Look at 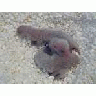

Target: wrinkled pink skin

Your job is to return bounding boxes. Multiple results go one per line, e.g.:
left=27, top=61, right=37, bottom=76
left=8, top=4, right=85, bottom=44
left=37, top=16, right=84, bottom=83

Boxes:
left=48, top=38, right=79, bottom=64
left=17, top=25, right=80, bottom=80
left=49, top=40, right=70, bottom=60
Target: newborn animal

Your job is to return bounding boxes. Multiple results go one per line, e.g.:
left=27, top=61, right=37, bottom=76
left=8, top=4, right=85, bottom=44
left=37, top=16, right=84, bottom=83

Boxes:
left=17, top=25, right=80, bottom=80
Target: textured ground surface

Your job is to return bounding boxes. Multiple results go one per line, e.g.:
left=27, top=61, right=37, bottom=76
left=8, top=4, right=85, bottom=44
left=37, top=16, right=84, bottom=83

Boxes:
left=0, top=12, right=96, bottom=84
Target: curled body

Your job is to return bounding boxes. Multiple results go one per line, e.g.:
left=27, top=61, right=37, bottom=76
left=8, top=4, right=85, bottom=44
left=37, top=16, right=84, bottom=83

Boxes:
left=17, top=25, right=80, bottom=80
